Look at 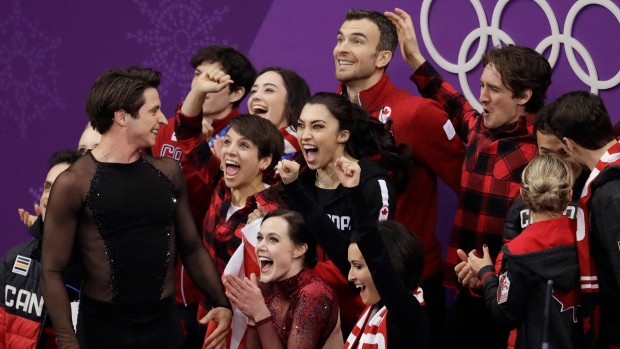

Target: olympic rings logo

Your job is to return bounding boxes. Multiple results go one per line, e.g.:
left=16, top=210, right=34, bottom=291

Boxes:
left=420, top=0, right=620, bottom=111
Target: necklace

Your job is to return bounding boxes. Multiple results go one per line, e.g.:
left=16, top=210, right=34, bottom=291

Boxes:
left=316, top=170, right=337, bottom=186
left=97, top=145, right=109, bottom=162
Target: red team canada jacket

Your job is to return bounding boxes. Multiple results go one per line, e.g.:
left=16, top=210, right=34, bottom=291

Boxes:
left=338, top=73, right=465, bottom=281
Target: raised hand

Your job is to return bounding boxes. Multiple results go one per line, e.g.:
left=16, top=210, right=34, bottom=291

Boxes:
left=277, top=160, right=300, bottom=184
left=455, top=249, right=482, bottom=290
left=224, top=273, right=270, bottom=323
left=182, top=68, right=234, bottom=117
left=384, top=8, right=426, bottom=71
left=192, top=67, right=234, bottom=95
left=211, top=135, right=224, bottom=161
left=467, top=245, right=493, bottom=275
left=247, top=203, right=268, bottom=224
left=334, top=157, right=361, bottom=188
left=18, top=204, right=40, bottom=226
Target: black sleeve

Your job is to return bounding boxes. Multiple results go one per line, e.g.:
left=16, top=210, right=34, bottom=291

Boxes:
left=40, top=171, right=82, bottom=347
left=283, top=179, right=351, bottom=277
left=172, top=163, right=231, bottom=309
left=361, top=175, right=396, bottom=221
left=348, top=186, right=430, bottom=348
left=590, top=180, right=620, bottom=289
left=29, top=214, right=44, bottom=240
left=503, top=195, right=529, bottom=242
left=478, top=256, right=531, bottom=329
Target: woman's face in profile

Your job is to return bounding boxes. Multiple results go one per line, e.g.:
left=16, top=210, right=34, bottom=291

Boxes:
left=347, top=243, right=380, bottom=305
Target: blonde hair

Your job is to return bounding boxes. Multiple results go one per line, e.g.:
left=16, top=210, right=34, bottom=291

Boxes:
left=521, top=154, right=574, bottom=216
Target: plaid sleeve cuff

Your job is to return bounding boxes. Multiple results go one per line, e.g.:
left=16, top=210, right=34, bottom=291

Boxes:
left=174, top=102, right=202, bottom=140
left=410, top=61, right=444, bottom=98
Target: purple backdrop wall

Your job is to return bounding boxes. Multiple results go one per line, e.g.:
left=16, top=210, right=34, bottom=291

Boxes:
left=2, top=0, right=619, bottom=257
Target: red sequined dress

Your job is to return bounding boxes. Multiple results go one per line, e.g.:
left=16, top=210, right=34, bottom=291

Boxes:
left=247, top=268, right=338, bottom=348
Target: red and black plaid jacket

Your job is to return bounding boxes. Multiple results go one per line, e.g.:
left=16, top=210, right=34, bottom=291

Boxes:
left=202, top=181, right=285, bottom=275
left=411, top=62, right=538, bottom=289
left=174, top=109, right=287, bottom=275
left=158, top=104, right=238, bottom=306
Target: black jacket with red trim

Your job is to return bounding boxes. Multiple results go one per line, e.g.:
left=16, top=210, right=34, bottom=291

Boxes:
left=588, top=165, right=620, bottom=347
left=1, top=216, right=81, bottom=348
left=478, top=216, right=583, bottom=349
left=504, top=169, right=589, bottom=243
left=287, top=157, right=395, bottom=335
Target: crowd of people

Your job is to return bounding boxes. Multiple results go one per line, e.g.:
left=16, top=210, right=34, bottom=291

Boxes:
left=2, top=6, right=619, bottom=349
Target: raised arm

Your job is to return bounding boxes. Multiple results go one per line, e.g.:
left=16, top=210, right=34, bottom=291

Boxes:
left=386, top=8, right=477, bottom=140
left=40, top=171, right=81, bottom=348
left=175, top=68, right=233, bottom=186
left=384, top=8, right=426, bottom=71
left=338, top=157, right=429, bottom=348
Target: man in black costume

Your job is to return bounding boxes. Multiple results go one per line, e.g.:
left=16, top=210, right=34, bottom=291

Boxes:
left=41, top=67, right=231, bottom=349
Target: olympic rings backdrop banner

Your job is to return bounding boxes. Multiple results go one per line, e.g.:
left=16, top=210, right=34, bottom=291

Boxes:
left=2, top=0, right=619, bottom=256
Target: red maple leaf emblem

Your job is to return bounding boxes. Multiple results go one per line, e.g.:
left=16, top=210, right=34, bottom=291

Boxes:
left=552, top=287, right=580, bottom=323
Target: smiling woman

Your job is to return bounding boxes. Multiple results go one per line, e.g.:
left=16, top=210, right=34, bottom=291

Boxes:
left=279, top=157, right=428, bottom=349
left=247, top=67, right=311, bottom=166
left=224, top=210, right=343, bottom=349
left=176, top=114, right=287, bottom=278
left=289, top=92, right=411, bottom=334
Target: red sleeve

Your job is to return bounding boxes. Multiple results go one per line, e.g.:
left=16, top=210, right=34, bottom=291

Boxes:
left=494, top=250, right=505, bottom=274
left=0, top=305, right=6, bottom=348
left=401, top=100, right=465, bottom=194
left=174, top=108, right=222, bottom=188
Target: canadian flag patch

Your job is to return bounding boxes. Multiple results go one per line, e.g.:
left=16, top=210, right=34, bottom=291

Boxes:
left=378, top=205, right=389, bottom=221
left=497, top=272, right=510, bottom=304
left=379, top=106, right=391, bottom=124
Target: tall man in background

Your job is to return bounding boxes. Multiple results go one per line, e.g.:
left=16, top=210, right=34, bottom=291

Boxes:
left=333, top=8, right=466, bottom=345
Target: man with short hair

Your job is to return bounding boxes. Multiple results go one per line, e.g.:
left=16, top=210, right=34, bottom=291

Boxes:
left=503, top=104, right=588, bottom=241
left=545, top=91, right=620, bottom=348
left=151, top=45, right=256, bottom=348
left=40, top=67, right=231, bottom=349
left=1, top=149, right=82, bottom=349
left=386, top=8, right=552, bottom=348
left=456, top=105, right=589, bottom=349
left=333, top=8, right=466, bottom=344
left=153, top=45, right=256, bottom=163
left=18, top=124, right=102, bottom=227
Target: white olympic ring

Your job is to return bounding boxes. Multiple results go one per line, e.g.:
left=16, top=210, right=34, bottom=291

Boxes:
left=421, top=0, right=620, bottom=111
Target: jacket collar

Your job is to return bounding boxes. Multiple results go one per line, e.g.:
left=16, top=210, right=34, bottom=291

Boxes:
left=337, top=73, right=395, bottom=112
